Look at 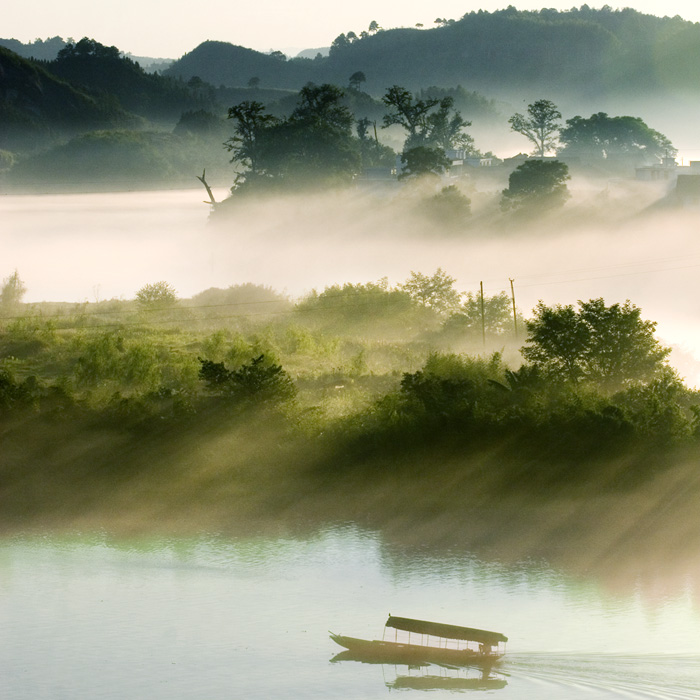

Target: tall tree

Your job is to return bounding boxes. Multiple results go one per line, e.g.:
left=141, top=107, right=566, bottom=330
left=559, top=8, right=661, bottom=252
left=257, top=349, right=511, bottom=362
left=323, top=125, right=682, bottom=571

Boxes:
left=508, top=99, right=562, bottom=156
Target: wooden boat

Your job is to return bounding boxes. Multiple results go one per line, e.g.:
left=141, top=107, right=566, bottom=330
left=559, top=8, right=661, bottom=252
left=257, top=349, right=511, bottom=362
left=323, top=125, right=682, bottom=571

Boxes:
left=330, top=615, right=508, bottom=666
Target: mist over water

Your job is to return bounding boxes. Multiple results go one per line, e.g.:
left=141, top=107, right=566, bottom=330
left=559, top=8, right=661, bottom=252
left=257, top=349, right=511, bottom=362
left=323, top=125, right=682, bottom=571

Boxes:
left=3, top=184, right=700, bottom=383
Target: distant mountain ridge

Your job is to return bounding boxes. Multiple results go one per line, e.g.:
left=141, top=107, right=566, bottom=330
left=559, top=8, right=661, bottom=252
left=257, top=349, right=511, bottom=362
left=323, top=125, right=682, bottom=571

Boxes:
left=163, top=7, right=700, bottom=100
left=0, top=36, right=173, bottom=72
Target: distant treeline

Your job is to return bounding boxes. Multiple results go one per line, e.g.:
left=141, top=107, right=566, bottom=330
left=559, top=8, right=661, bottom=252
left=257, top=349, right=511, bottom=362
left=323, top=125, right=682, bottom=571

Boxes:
left=164, top=7, right=700, bottom=97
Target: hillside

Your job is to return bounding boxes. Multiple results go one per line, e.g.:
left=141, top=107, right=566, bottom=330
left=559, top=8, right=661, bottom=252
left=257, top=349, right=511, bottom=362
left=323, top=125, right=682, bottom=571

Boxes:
left=164, top=7, right=700, bottom=100
left=43, top=38, right=218, bottom=121
left=164, top=40, right=318, bottom=90
left=0, top=46, right=139, bottom=151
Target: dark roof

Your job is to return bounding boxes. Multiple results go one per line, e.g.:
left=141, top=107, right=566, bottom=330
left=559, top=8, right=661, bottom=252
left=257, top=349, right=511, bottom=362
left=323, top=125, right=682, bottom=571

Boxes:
left=386, top=615, right=508, bottom=645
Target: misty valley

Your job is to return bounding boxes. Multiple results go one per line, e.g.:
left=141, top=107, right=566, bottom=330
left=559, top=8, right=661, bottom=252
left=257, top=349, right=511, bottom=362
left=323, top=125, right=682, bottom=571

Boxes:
left=2, top=6, right=700, bottom=698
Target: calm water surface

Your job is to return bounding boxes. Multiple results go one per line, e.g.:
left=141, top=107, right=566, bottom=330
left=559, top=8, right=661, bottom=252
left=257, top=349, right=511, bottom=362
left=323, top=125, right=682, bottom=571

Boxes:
left=1, top=526, right=698, bottom=699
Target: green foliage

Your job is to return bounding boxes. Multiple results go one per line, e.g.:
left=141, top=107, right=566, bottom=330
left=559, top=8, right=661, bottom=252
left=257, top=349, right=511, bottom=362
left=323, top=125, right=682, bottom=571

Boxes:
left=296, top=281, right=415, bottom=328
left=501, top=159, right=570, bottom=212
left=417, top=86, right=498, bottom=121
left=49, top=37, right=217, bottom=120
left=423, top=185, right=471, bottom=225
left=443, top=291, right=519, bottom=339
left=559, top=112, right=676, bottom=165
left=522, top=298, right=671, bottom=390
left=508, top=99, right=562, bottom=157
left=226, top=84, right=361, bottom=191
left=225, top=100, right=279, bottom=176
left=162, top=9, right=700, bottom=101
left=399, top=146, right=450, bottom=180
left=399, top=269, right=461, bottom=315
left=348, top=71, right=367, bottom=90
left=174, top=110, right=227, bottom=137
left=9, top=130, right=180, bottom=184
left=0, top=367, right=39, bottom=413
left=0, top=150, right=16, bottom=170
left=135, top=282, right=178, bottom=309
left=1, top=270, right=27, bottom=309
left=382, top=86, right=440, bottom=146
left=198, top=354, right=296, bottom=404
left=0, top=45, right=137, bottom=152
left=382, top=86, right=472, bottom=154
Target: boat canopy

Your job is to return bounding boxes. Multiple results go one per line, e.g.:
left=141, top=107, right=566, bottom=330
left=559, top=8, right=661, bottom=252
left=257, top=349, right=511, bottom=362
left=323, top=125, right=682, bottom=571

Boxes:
left=386, top=616, right=508, bottom=645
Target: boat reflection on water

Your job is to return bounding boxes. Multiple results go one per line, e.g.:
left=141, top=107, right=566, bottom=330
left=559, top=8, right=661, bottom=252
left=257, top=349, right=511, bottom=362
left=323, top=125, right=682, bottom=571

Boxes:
left=331, top=650, right=508, bottom=691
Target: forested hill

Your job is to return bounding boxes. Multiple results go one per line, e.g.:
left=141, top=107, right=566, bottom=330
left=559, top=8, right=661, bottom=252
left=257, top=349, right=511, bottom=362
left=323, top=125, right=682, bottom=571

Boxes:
left=164, top=7, right=700, bottom=98
left=0, top=46, right=139, bottom=150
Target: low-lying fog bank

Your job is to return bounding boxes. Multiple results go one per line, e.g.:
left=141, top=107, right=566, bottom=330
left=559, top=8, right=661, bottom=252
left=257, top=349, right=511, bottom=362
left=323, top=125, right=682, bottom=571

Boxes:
left=3, top=183, right=700, bottom=382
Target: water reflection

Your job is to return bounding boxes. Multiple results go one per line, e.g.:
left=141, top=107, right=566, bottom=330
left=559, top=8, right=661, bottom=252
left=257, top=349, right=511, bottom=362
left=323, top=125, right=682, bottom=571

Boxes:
left=331, top=652, right=509, bottom=692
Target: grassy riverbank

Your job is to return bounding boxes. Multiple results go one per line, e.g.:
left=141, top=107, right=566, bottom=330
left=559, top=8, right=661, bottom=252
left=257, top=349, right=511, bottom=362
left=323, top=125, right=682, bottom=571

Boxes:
left=2, top=284, right=700, bottom=595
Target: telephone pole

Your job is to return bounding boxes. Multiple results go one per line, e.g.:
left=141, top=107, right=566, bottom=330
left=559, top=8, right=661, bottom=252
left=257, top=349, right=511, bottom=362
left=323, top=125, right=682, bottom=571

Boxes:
left=480, top=281, right=486, bottom=347
left=509, top=278, right=518, bottom=339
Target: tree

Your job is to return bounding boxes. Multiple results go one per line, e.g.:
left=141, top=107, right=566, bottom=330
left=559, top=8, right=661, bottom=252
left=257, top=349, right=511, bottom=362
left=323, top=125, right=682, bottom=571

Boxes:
left=508, top=99, right=562, bottom=156
left=290, top=83, right=354, bottom=132
left=382, top=85, right=440, bottom=148
left=368, top=20, right=380, bottom=33
left=399, top=146, right=450, bottom=180
left=1, top=270, right=27, bottom=308
left=198, top=355, right=296, bottom=404
left=383, top=86, right=473, bottom=158
left=522, top=298, right=670, bottom=390
left=425, top=97, right=474, bottom=152
left=247, top=76, right=260, bottom=89
left=501, top=159, right=570, bottom=212
left=399, top=268, right=461, bottom=315
left=225, top=100, right=278, bottom=178
left=424, top=185, right=471, bottom=225
left=348, top=71, right=366, bottom=91
left=225, top=84, right=360, bottom=190
left=559, top=112, right=675, bottom=164
left=135, top=281, right=178, bottom=308
left=444, top=291, right=519, bottom=337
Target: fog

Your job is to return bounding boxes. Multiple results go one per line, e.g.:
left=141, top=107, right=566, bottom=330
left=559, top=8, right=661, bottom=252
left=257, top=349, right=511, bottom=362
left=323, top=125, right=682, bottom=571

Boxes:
left=3, top=179, right=700, bottom=383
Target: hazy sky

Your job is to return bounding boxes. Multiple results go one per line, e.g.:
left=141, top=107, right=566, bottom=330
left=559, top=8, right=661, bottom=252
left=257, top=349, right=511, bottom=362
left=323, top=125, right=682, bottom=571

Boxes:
left=4, top=2, right=700, bottom=58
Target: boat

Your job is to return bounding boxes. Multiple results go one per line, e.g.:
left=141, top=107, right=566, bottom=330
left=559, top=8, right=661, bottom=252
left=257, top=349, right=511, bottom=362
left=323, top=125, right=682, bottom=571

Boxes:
left=329, top=615, right=508, bottom=666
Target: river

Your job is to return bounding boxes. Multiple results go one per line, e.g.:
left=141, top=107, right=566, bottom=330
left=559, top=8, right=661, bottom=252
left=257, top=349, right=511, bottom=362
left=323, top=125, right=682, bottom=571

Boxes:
left=1, top=526, right=698, bottom=699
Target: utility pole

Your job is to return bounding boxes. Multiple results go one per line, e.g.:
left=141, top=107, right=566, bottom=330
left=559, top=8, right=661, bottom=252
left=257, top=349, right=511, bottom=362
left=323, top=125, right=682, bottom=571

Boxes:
left=509, top=278, right=518, bottom=339
left=480, top=281, right=486, bottom=347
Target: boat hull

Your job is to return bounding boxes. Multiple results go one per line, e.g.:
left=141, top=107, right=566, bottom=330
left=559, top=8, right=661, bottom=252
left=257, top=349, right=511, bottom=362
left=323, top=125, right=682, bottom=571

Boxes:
left=329, top=633, right=502, bottom=666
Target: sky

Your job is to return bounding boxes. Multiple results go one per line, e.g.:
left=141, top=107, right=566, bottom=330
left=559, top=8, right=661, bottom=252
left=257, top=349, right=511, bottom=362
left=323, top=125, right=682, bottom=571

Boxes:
left=3, top=1, right=700, bottom=58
